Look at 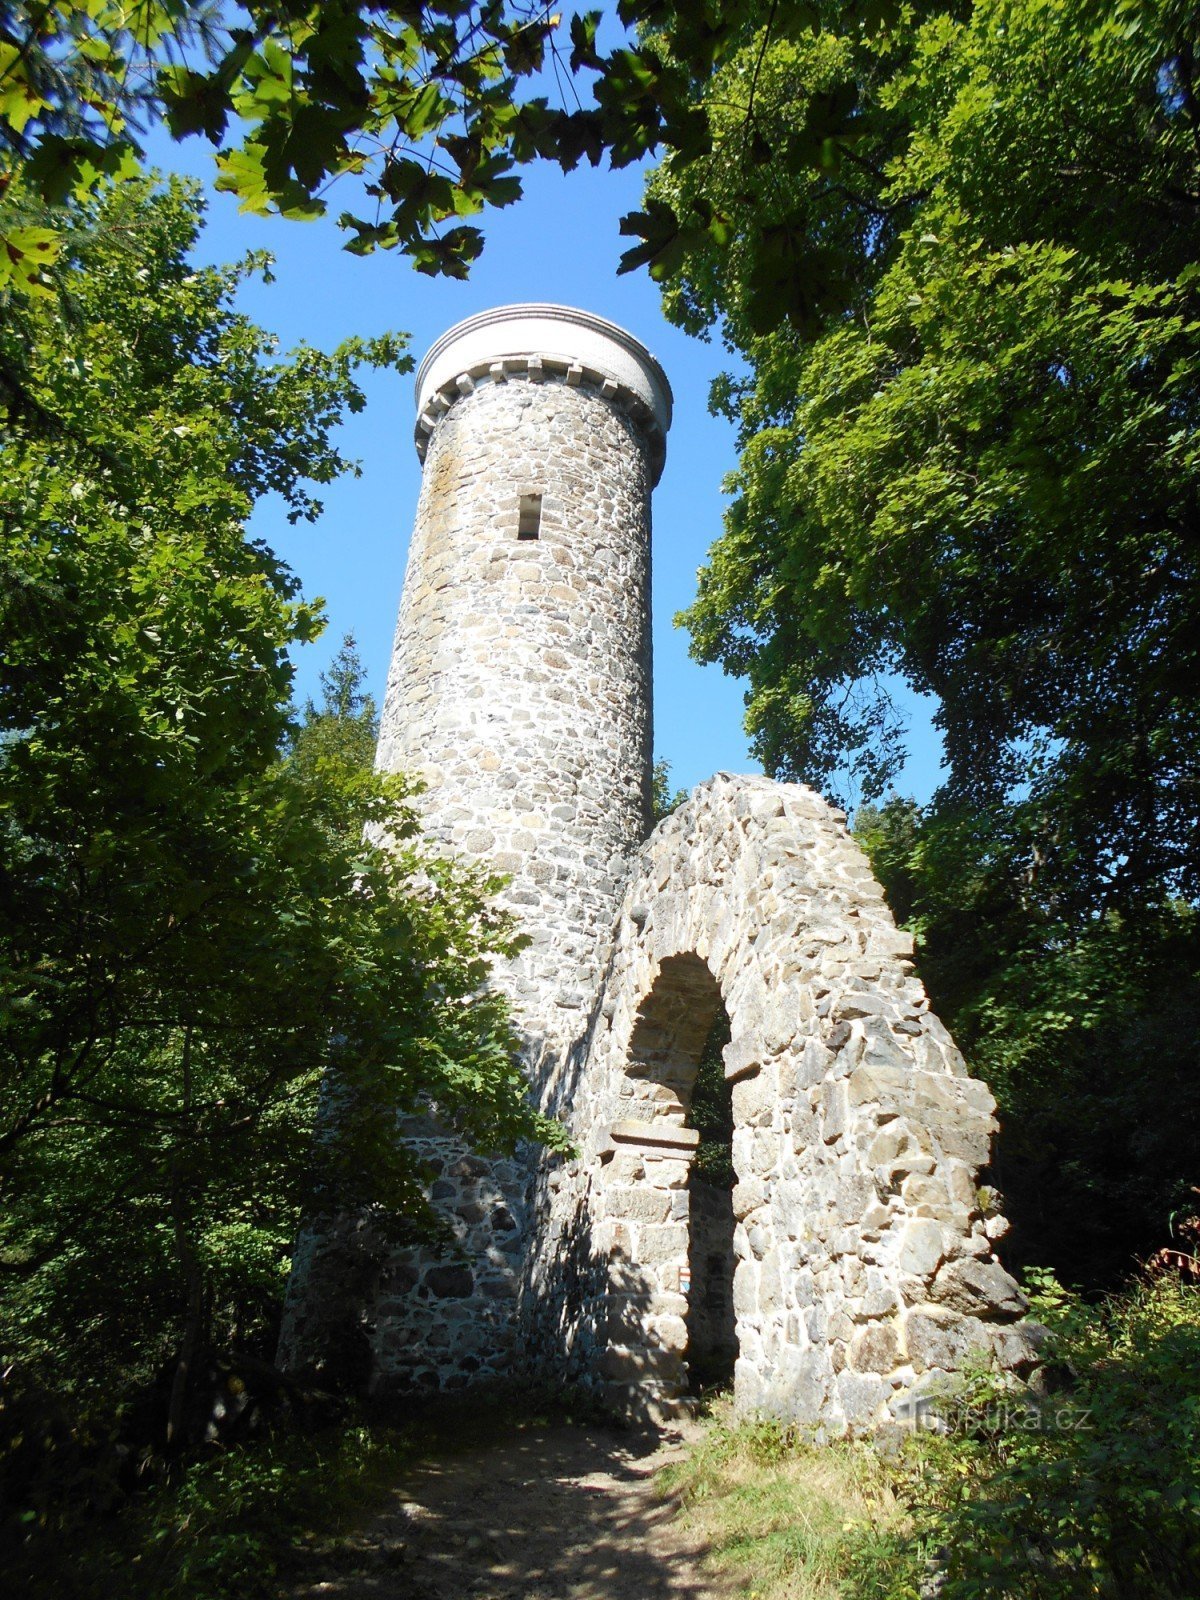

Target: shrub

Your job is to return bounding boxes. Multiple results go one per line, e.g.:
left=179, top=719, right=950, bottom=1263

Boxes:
left=869, top=1273, right=1200, bottom=1600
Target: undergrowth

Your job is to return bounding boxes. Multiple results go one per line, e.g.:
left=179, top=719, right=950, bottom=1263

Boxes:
left=8, top=1414, right=413, bottom=1600
left=667, top=1274, right=1200, bottom=1600
left=660, top=1403, right=912, bottom=1600
left=887, top=1273, right=1200, bottom=1600
left=6, top=1379, right=620, bottom=1600
left=9, top=1277, right=1200, bottom=1599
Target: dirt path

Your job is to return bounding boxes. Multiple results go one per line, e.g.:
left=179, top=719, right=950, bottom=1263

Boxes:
left=286, top=1421, right=735, bottom=1600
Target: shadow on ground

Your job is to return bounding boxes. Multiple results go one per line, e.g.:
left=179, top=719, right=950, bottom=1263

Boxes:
left=285, top=1420, right=728, bottom=1600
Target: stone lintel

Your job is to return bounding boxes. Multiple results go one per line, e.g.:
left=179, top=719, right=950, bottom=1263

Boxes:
left=610, top=1119, right=700, bottom=1153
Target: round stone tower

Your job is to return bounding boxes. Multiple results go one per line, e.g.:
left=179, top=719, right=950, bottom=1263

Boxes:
left=376, top=304, right=673, bottom=1045
left=285, top=310, right=1035, bottom=1420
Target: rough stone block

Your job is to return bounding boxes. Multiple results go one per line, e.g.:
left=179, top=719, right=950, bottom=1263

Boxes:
left=898, top=1219, right=946, bottom=1280
left=723, top=1032, right=766, bottom=1081
left=733, top=1178, right=768, bottom=1221
left=930, top=1258, right=1028, bottom=1319
left=868, top=1120, right=934, bottom=1170
left=635, top=1223, right=689, bottom=1265
left=731, top=1068, right=776, bottom=1128
left=849, top=1322, right=900, bottom=1374
left=860, top=1018, right=914, bottom=1071
left=611, top=1119, right=700, bottom=1152
left=904, top=1306, right=995, bottom=1373
left=425, top=1265, right=475, bottom=1298
left=748, top=1128, right=781, bottom=1176
left=764, top=1345, right=830, bottom=1425
left=835, top=1175, right=874, bottom=1225
left=733, top=1259, right=759, bottom=1317
left=868, top=926, right=915, bottom=960
left=821, top=1080, right=847, bottom=1144
left=604, top=1186, right=673, bottom=1226
left=933, top=1114, right=996, bottom=1167
left=900, top=1174, right=950, bottom=1215
left=847, top=1061, right=911, bottom=1110
left=599, top=1344, right=678, bottom=1381
left=648, top=1314, right=689, bottom=1352
left=837, top=1369, right=891, bottom=1427
left=782, top=1038, right=834, bottom=1096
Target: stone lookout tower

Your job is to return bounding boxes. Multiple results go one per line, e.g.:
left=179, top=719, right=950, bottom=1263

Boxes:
left=376, top=304, right=672, bottom=1037
left=283, top=304, right=1039, bottom=1430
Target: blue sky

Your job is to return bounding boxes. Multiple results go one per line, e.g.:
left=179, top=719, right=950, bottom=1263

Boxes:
left=147, top=129, right=946, bottom=807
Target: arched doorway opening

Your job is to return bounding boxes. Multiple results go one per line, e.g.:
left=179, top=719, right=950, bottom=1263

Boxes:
left=622, top=954, right=738, bottom=1397
left=686, top=1009, right=737, bottom=1390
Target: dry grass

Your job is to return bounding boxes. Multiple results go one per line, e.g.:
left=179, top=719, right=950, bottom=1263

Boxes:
left=660, top=1399, right=910, bottom=1600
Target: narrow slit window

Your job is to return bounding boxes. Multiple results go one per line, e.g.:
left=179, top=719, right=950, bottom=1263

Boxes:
left=517, top=492, right=542, bottom=541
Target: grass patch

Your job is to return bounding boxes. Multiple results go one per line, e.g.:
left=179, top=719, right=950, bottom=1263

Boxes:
left=666, top=1276, right=1200, bottom=1600
left=661, top=1400, right=914, bottom=1600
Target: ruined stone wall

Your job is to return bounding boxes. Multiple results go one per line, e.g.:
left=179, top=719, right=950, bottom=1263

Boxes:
left=521, top=774, right=1037, bottom=1433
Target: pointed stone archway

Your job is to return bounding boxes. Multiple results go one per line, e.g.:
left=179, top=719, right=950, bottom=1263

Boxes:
left=523, top=774, right=1038, bottom=1432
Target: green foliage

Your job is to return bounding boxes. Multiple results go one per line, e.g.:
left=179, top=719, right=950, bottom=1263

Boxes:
left=650, top=756, right=688, bottom=823
left=690, top=1009, right=734, bottom=1187
left=666, top=1279, right=1200, bottom=1600
left=0, top=178, right=564, bottom=1438
left=664, top=0, right=1200, bottom=912
left=285, top=633, right=381, bottom=845
left=8, top=1412, right=414, bottom=1600
left=0, top=0, right=707, bottom=284
left=646, top=0, right=1200, bottom=1281
left=0, top=0, right=559, bottom=281
left=300, top=634, right=379, bottom=743
left=0, top=3, right=923, bottom=288
left=860, top=1274, right=1200, bottom=1600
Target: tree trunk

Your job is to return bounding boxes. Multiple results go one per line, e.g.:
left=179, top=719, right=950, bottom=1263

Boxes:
left=166, top=1023, right=203, bottom=1449
left=166, top=1252, right=204, bottom=1448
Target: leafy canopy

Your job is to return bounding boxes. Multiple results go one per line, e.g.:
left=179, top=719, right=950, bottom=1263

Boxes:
left=660, top=0, right=1200, bottom=923
left=0, top=2, right=914, bottom=293
left=0, top=0, right=708, bottom=291
left=0, top=178, right=564, bottom=1407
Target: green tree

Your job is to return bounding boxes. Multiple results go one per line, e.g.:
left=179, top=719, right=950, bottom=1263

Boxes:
left=0, top=0, right=722, bottom=292
left=0, top=177, right=561, bottom=1427
left=286, top=633, right=381, bottom=840
left=643, top=0, right=1200, bottom=1276
left=666, top=0, right=1200, bottom=918
left=650, top=756, right=688, bottom=824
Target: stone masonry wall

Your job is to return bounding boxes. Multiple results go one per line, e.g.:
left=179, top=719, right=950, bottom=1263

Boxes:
left=521, top=774, right=1038, bottom=1433
left=376, top=372, right=654, bottom=1036
left=280, top=310, right=1038, bottom=1429
left=354, top=366, right=659, bottom=1391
